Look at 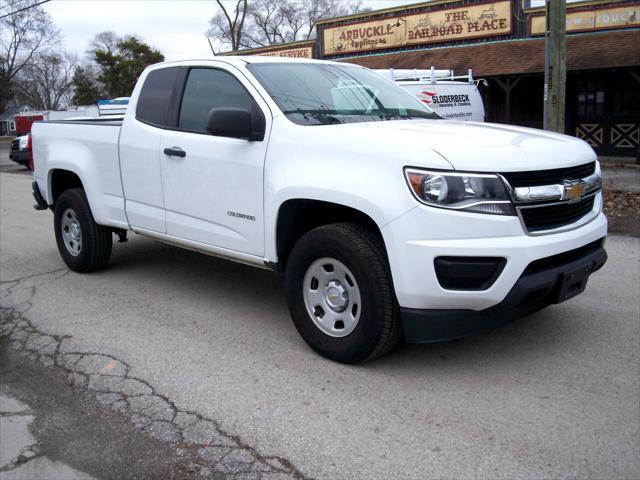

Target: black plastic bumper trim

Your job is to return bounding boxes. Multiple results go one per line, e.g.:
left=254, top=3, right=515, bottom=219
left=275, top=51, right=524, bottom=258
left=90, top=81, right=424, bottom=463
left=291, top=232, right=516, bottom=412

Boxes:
left=32, top=181, right=48, bottom=211
left=401, top=240, right=607, bottom=343
left=434, top=256, right=506, bottom=291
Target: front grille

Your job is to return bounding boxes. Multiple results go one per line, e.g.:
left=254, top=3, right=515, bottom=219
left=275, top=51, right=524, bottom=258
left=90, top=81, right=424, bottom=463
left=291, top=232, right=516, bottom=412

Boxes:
left=519, top=195, right=596, bottom=232
left=501, top=162, right=596, bottom=188
left=10, top=139, right=19, bottom=152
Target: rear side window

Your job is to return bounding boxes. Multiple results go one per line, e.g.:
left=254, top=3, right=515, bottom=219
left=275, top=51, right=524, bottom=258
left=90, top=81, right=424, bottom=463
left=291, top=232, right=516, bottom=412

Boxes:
left=178, top=68, right=254, bottom=132
left=136, top=67, right=179, bottom=126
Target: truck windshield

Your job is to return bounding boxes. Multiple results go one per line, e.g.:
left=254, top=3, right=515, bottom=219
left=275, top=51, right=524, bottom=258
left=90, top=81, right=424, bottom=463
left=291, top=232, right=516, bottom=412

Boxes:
left=247, top=63, right=440, bottom=126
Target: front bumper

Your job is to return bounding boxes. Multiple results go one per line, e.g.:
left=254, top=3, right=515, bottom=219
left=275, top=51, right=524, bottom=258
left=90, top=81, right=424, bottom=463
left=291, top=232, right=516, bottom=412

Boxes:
left=382, top=194, right=607, bottom=311
left=401, top=238, right=607, bottom=342
left=9, top=150, right=29, bottom=165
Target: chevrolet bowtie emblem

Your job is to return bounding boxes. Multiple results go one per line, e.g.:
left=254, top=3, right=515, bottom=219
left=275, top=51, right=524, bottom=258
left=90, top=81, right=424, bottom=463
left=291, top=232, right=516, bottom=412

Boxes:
left=562, top=180, right=587, bottom=201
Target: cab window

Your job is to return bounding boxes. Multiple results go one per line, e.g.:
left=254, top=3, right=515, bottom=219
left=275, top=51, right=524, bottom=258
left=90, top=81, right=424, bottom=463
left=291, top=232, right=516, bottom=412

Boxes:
left=178, top=68, right=254, bottom=132
left=136, top=67, right=179, bottom=126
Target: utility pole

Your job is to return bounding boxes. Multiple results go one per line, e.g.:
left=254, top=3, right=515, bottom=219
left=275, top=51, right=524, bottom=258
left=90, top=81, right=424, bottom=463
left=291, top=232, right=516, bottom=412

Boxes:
left=543, top=0, right=567, bottom=133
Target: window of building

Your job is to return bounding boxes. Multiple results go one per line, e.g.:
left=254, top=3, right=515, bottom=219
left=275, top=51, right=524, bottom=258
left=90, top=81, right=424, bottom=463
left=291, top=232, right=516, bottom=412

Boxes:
left=178, top=68, right=254, bottom=132
left=611, top=76, right=640, bottom=118
left=577, top=80, right=605, bottom=117
left=9, top=121, right=15, bottom=131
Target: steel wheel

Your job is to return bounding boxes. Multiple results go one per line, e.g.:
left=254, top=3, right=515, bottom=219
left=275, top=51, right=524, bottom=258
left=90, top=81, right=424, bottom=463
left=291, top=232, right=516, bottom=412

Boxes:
left=302, top=257, right=362, bottom=338
left=60, top=208, right=82, bottom=256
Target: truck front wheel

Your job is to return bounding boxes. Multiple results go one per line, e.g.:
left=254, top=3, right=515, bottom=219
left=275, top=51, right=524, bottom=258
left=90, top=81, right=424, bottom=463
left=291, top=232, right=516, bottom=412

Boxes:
left=285, top=223, right=401, bottom=363
left=54, top=188, right=112, bottom=273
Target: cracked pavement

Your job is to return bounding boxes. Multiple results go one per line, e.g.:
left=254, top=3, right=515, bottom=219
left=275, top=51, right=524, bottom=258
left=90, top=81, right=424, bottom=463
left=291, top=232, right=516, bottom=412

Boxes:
left=1, top=165, right=639, bottom=479
left=1, top=273, right=305, bottom=480
left=0, top=393, right=95, bottom=480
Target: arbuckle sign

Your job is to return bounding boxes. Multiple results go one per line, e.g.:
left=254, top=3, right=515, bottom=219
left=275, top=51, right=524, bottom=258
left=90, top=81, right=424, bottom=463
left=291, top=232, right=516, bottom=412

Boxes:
left=530, top=5, right=640, bottom=35
left=322, top=1, right=512, bottom=56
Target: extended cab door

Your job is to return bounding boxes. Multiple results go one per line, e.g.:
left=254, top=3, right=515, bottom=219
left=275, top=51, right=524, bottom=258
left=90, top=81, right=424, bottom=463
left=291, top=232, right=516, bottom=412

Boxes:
left=119, top=66, right=180, bottom=233
left=159, top=65, right=270, bottom=257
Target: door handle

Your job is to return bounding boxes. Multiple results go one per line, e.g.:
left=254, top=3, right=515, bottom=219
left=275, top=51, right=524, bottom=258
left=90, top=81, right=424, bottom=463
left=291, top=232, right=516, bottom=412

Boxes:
left=164, top=146, right=186, bottom=158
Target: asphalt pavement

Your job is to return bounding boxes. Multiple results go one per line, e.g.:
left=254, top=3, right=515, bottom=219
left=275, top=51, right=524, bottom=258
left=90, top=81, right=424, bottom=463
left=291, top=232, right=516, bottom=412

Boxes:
left=0, top=391, right=96, bottom=480
left=0, top=164, right=639, bottom=479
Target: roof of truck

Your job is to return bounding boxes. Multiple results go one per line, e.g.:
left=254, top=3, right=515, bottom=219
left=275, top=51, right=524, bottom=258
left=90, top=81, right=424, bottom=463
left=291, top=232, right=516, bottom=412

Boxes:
left=150, top=56, right=348, bottom=69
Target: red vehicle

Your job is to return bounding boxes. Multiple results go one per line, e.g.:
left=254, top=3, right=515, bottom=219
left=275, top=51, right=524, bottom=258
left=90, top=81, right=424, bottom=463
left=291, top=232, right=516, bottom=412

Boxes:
left=15, top=114, right=43, bottom=136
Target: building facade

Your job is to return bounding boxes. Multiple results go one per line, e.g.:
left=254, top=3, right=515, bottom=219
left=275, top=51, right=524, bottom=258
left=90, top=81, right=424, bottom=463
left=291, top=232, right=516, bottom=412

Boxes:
left=0, top=105, right=31, bottom=136
left=228, top=0, right=640, bottom=158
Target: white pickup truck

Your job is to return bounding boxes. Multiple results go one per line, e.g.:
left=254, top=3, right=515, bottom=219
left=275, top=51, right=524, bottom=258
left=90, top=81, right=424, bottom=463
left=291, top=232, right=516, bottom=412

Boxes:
left=31, top=57, right=607, bottom=363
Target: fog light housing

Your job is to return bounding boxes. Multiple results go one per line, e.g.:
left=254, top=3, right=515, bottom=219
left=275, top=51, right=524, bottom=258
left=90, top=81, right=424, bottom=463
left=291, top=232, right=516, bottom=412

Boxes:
left=434, top=257, right=507, bottom=291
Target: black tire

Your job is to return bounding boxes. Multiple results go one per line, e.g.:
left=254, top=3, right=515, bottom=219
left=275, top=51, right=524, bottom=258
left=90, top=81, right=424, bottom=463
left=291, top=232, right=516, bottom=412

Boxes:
left=285, top=223, right=401, bottom=364
left=54, top=188, right=112, bottom=273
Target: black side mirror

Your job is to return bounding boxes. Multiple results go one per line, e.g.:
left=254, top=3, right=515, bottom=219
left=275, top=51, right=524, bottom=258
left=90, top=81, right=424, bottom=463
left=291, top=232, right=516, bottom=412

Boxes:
left=206, top=106, right=265, bottom=141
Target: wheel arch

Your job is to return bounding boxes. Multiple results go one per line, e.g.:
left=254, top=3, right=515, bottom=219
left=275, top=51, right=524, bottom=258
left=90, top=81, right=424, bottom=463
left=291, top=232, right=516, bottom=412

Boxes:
left=45, top=162, right=128, bottom=229
left=273, top=198, right=389, bottom=270
left=49, top=168, right=84, bottom=207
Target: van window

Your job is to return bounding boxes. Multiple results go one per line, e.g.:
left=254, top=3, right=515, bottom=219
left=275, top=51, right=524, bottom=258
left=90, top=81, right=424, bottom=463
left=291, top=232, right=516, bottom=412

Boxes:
left=136, top=67, right=179, bottom=126
left=179, top=68, right=254, bottom=132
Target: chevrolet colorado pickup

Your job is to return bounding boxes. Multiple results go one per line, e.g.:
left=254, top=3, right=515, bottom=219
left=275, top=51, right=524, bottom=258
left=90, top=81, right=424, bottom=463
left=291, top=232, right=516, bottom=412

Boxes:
left=31, top=57, right=607, bottom=363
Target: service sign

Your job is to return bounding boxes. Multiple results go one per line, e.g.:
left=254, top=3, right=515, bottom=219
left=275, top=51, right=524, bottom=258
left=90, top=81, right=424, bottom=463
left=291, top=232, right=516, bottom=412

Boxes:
left=255, top=46, right=313, bottom=58
left=531, top=5, right=640, bottom=35
left=323, top=1, right=511, bottom=56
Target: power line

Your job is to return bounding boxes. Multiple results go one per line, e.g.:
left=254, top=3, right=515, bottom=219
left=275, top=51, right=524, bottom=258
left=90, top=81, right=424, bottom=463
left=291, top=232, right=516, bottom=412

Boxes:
left=0, top=0, right=51, bottom=19
left=0, top=0, right=20, bottom=12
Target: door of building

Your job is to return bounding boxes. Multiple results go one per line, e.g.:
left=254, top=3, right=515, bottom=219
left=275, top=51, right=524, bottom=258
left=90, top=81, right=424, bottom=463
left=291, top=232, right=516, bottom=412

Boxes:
left=569, top=70, right=640, bottom=158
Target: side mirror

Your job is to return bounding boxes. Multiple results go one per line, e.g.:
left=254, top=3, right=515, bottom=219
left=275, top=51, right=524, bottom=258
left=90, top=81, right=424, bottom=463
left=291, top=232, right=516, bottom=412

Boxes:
left=206, top=106, right=265, bottom=141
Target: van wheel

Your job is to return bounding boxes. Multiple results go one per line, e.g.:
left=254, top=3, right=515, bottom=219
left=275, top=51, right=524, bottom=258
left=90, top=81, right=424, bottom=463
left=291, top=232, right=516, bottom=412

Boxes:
left=285, top=223, right=401, bottom=364
left=54, top=188, right=112, bottom=273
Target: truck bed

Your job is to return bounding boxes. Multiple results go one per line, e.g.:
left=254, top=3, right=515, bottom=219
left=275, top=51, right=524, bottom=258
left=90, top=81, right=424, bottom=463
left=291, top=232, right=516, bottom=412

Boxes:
left=31, top=118, right=128, bottom=229
left=43, top=118, right=124, bottom=127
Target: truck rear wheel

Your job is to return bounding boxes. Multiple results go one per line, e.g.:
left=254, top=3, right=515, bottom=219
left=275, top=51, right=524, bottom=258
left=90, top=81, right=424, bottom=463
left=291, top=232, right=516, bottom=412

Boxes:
left=285, top=223, right=401, bottom=364
left=54, top=188, right=112, bottom=273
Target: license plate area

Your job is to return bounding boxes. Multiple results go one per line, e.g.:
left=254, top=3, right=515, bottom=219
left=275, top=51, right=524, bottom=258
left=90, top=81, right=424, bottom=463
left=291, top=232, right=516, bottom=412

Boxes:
left=556, top=262, right=593, bottom=303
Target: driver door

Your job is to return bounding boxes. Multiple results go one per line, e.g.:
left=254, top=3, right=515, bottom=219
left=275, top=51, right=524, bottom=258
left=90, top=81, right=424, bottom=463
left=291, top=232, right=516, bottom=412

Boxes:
left=159, top=66, right=270, bottom=257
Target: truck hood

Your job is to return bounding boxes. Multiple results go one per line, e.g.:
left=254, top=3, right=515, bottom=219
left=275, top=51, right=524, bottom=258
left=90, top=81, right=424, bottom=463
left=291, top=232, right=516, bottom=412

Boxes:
left=341, top=119, right=596, bottom=172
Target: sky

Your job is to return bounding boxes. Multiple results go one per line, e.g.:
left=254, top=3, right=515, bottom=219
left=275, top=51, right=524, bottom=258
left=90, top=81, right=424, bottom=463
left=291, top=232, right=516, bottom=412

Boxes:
left=33, top=0, right=573, bottom=61
left=37, top=0, right=427, bottom=61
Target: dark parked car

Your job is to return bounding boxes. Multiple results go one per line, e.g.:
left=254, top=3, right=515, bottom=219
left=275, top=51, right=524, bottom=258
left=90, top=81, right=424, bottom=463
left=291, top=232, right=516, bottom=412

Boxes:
left=9, top=134, right=31, bottom=168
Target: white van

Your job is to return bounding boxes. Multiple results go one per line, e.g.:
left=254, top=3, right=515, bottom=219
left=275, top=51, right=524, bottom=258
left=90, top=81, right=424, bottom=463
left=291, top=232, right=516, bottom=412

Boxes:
left=375, top=68, right=485, bottom=122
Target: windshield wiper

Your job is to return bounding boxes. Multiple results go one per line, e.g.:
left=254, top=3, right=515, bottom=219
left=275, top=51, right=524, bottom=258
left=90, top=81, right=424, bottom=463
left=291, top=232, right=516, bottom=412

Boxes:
left=283, top=109, right=342, bottom=125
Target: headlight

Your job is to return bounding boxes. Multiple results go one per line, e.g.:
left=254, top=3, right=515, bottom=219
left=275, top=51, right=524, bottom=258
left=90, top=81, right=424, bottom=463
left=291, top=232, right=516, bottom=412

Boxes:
left=19, top=135, right=29, bottom=149
left=404, top=168, right=515, bottom=215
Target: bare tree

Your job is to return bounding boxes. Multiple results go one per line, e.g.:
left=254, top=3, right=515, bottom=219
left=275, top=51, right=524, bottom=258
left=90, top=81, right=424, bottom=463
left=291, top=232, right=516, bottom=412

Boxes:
left=296, top=0, right=368, bottom=41
left=208, top=0, right=249, bottom=51
left=90, top=31, right=119, bottom=56
left=245, top=0, right=287, bottom=47
left=0, top=0, right=60, bottom=110
left=207, top=0, right=367, bottom=51
left=15, top=51, right=77, bottom=110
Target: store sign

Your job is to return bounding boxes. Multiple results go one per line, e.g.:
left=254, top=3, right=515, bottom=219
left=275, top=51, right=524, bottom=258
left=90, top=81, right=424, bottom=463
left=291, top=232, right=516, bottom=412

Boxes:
left=323, top=1, right=511, bottom=55
left=255, top=46, right=313, bottom=58
left=531, top=5, right=640, bottom=35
